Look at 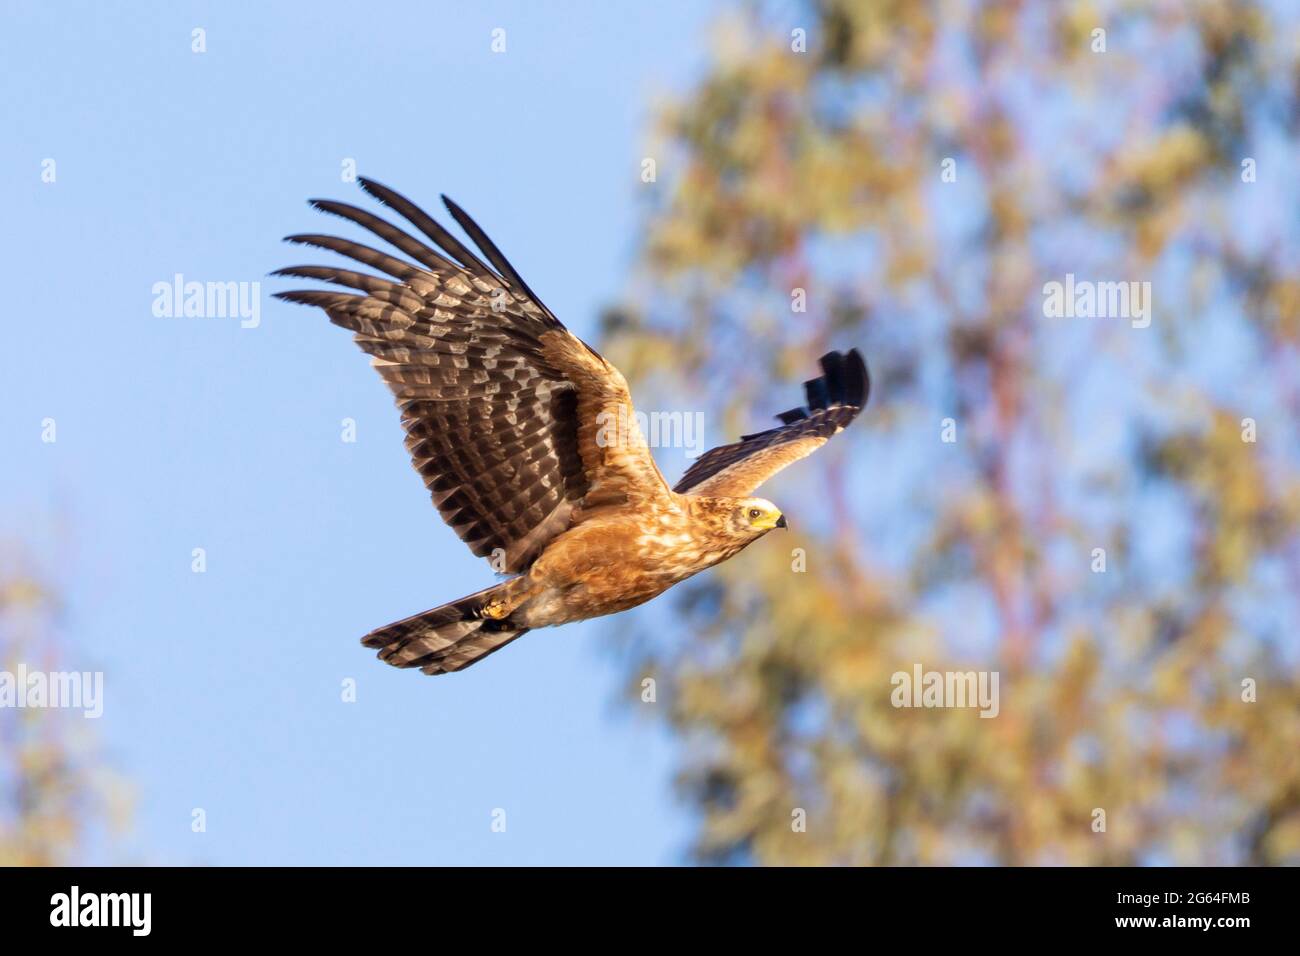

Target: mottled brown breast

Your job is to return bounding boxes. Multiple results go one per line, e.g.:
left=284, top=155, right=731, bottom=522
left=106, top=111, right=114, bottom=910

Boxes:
left=518, top=500, right=743, bottom=625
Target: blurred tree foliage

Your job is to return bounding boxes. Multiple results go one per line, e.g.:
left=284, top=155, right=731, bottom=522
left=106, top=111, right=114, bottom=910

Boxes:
left=0, top=557, right=126, bottom=864
left=605, top=0, right=1300, bottom=864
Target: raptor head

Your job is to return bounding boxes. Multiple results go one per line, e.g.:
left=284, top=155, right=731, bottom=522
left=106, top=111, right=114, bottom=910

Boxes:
left=728, top=497, right=787, bottom=536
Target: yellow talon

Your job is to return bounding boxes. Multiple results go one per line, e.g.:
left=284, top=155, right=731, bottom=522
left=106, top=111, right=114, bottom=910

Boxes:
left=481, top=600, right=510, bottom=620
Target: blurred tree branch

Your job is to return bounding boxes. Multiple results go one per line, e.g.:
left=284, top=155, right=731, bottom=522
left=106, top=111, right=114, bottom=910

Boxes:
left=0, top=552, right=128, bottom=865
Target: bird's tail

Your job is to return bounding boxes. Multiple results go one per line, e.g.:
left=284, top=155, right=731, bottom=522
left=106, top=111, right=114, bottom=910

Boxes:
left=361, top=580, right=531, bottom=675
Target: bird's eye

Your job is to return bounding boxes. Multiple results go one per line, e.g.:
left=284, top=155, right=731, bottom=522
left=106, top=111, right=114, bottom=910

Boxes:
left=748, top=508, right=762, bottom=520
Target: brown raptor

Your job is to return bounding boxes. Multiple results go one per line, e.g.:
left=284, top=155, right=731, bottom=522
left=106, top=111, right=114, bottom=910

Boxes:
left=275, top=180, right=869, bottom=674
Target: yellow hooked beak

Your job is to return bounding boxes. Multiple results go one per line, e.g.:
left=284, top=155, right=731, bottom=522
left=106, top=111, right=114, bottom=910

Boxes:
left=753, top=511, right=788, bottom=532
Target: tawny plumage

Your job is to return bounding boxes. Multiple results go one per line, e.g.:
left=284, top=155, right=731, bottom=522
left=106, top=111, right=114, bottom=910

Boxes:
left=274, top=180, right=869, bottom=675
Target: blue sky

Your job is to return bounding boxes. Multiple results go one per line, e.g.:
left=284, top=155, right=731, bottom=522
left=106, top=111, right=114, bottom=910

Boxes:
left=1, top=0, right=720, bottom=865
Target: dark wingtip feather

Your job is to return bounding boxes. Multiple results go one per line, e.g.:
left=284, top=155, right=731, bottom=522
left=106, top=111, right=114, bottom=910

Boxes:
left=273, top=289, right=340, bottom=304
left=356, top=177, right=410, bottom=213
left=844, top=347, right=870, bottom=409
left=815, top=348, right=870, bottom=409
left=777, top=348, right=870, bottom=425
left=272, top=290, right=314, bottom=305
left=804, top=376, right=830, bottom=410
left=355, top=176, right=410, bottom=214
left=306, top=198, right=360, bottom=222
left=440, top=193, right=464, bottom=218
left=356, top=177, right=402, bottom=213
left=818, top=349, right=846, bottom=377
left=356, top=179, right=495, bottom=277
left=440, top=194, right=557, bottom=322
left=306, top=198, right=345, bottom=217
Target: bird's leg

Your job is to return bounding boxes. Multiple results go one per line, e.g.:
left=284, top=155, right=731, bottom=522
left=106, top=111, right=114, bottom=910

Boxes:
left=481, top=597, right=512, bottom=620
left=480, top=581, right=530, bottom=621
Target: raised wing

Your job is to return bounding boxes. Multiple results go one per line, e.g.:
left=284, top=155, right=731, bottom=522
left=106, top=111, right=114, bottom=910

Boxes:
left=274, top=179, right=673, bottom=573
left=673, top=349, right=869, bottom=497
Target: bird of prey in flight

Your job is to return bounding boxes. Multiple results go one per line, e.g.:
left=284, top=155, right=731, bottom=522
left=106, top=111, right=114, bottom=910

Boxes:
left=274, top=180, right=869, bottom=675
